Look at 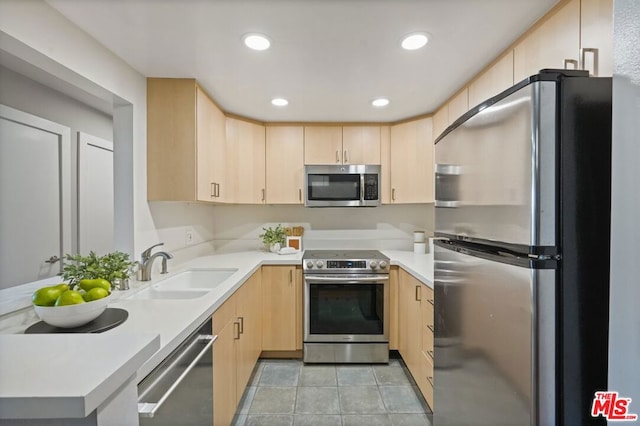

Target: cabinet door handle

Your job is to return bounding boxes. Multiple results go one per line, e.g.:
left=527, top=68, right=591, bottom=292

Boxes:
left=427, top=298, right=434, bottom=306
left=289, top=269, right=293, bottom=284
left=211, top=182, right=216, bottom=198
left=427, top=324, right=435, bottom=333
left=581, top=47, right=599, bottom=76
left=392, top=188, right=396, bottom=201
left=262, top=188, right=265, bottom=202
left=299, top=188, right=302, bottom=203
left=344, top=150, right=348, bottom=163
left=415, top=285, right=421, bottom=301
left=427, top=350, right=434, bottom=359
left=238, top=317, right=244, bottom=335
left=563, top=59, right=578, bottom=70
left=427, top=376, right=434, bottom=386
left=216, top=183, right=220, bottom=198
left=336, top=150, right=340, bottom=163
left=234, top=321, right=240, bottom=340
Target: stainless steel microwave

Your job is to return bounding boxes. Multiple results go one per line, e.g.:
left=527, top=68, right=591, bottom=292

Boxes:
left=304, top=164, right=381, bottom=207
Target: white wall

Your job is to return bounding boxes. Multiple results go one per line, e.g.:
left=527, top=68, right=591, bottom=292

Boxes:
left=0, top=0, right=217, bottom=265
left=0, top=65, right=113, bottom=255
left=608, top=0, right=640, bottom=415
left=210, top=204, right=434, bottom=253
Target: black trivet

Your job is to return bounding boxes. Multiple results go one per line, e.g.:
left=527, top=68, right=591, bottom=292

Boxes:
left=25, top=308, right=128, bottom=334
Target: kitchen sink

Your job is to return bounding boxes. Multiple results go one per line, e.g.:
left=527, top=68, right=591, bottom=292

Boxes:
left=153, top=268, right=238, bottom=291
left=128, top=289, right=209, bottom=300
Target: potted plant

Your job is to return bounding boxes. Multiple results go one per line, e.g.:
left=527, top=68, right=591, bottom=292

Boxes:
left=62, top=251, right=136, bottom=291
left=259, top=224, right=287, bottom=252
left=100, top=251, right=136, bottom=290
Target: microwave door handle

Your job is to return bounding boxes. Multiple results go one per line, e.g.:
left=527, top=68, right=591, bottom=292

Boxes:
left=360, top=174, right=365, bottom=204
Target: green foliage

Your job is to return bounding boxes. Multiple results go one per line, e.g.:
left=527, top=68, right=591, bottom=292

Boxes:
left=259, top=224, right=287, bottom=246
left=62, top=251, right=136, bottom=290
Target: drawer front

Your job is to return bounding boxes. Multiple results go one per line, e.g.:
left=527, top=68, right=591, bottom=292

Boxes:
left=421, top=350, right=435, bottom=409
left=421, top=287, right=434, bottom=355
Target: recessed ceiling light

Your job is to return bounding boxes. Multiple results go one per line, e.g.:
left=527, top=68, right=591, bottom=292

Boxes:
left=243, top=33, right=271, bottom=51
left=401, top=32, right=429, bottom=50
left=371, top=98, right=390, bottom=107
left=271, top=98, right=288, bottom=107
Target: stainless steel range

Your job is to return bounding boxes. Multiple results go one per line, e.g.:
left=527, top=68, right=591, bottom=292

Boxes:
left=303, top=250, right=390, bottom=363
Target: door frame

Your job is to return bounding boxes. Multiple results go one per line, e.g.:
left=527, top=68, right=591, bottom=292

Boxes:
left=0, top=103, right=72, bottom=312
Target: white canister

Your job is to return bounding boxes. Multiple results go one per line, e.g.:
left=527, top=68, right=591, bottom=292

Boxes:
left=414, top=242, right=426, bottom=254
left=413, top=231, right=425, bottom=243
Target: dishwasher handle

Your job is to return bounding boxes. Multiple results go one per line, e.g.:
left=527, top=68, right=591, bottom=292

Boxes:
left=138, top=334, right=217, bottom=418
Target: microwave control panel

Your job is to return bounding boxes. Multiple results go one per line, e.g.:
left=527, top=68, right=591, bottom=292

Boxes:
left=364, top=174, right=379, bottom=200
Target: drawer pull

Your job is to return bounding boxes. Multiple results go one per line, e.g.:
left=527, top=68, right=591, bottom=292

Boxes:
left=427, top=298, right=434, bottom=306
left=427, top=324, right=434, bottom=333
left=427, top=376, right=434, bottom=386
left=427, top=350, right=434, bottom=360
left=234, top=321, right=241, bottom=340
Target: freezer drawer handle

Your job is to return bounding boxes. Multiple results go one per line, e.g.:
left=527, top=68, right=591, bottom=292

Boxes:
left=138, top=334, right=217, bottom=417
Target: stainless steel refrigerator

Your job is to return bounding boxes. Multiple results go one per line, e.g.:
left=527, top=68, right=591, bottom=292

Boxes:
left=433, top=70, right=612, bottom=426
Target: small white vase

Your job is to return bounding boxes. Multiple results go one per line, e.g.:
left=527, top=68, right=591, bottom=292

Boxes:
left=269, top=243, right=281, bottom=253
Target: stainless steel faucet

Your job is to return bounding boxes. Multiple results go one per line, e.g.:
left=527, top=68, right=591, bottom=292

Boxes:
left=140, top=243, right=174, bottom=281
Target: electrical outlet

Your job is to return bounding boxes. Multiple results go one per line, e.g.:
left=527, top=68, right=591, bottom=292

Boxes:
left=185, top=230, right=194, bottom=245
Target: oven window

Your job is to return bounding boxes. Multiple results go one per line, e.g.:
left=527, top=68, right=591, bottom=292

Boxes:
left=307, top=174, right=360, bottom=201
left=308, top=284, right=384, bottom=335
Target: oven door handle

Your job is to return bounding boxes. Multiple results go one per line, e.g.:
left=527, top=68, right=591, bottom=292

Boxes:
left=305, top=275, right=389, bottom=283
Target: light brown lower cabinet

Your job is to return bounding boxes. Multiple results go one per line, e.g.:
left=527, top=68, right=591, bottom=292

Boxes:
left=261, top=265, right=303, bottom=351
left=212, top=270, right=262, bottom=426
left=397, top=268, right=435, bottom=410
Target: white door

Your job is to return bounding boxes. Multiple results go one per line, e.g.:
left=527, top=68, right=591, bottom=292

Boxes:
left=0, top=105, right=71, bottom=290
left=78, top=132, right=114, bottom=255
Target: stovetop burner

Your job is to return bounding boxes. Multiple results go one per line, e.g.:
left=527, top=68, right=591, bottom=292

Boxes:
left=303, top=250, right=389, bottom=274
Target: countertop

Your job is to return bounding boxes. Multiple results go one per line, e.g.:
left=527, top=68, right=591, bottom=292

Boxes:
left=0, top=333, right=159, bottom=419
left=0, top=249, right=432, bottom=420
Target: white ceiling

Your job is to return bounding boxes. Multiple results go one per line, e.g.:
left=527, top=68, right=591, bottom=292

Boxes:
left=46, top=0, right=558, bottom=122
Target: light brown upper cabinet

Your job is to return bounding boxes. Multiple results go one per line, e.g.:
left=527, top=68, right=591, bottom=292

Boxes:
left=432, top=105, right=449, bottom=143
left=265, top=126, right=304, bottom=204
left=468, top=51, right=515, bottom=110
left=225, top=117, right=266, bottom=204
left=304, top=125, right=381, bottom=165
left=513, top=0, right=580, bottom=82
left=580, top=0, right=613, bottom=77
left=342, top=126, right=382, bottom=164
left=304, top=126, right=343, bottom=165
left=447, top=88, right=469, bottom=125
left=147, top=78, right=226, bottom=202
left=389, top=117, right=434, bottom=204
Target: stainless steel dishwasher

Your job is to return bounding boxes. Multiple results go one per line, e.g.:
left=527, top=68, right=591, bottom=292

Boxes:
left=138, top=319, right=216, bottom=425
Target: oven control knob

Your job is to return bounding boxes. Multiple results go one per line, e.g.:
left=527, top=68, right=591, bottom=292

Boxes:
left=306, top=261, right=314, bottom=268
left=379, top=260, right=388, bottom=269
left=370, top=261, right=378, bottom=269
left=315, top=260, right=324, bottom=268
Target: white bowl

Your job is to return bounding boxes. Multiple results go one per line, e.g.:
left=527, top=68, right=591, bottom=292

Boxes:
left=33, top=295, right=111, bottom=328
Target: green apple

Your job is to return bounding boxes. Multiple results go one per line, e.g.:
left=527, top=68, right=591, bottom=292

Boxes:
left=32, top=286, right=63, bottom=306
left=82, top=287, right=109, bottom=302
left=78, top=278, right=111, bottom=293
left=54, top=290, right=86, bottom=306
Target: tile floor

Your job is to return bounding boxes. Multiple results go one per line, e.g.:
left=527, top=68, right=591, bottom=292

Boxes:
left=232, top=358, right=432, bottom=426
